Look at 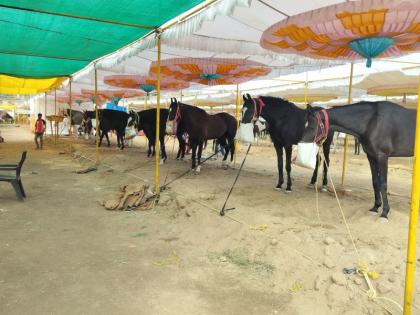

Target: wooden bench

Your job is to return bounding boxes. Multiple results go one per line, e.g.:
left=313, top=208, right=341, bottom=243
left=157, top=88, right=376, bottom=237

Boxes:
left=0, top=151, right=27, bottom=200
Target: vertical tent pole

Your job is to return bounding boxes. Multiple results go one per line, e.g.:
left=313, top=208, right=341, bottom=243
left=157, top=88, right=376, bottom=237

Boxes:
left=180, top=90, right=183, bottom=102
left=304, top=72, right=308, bottom=104
left=54, top=89, right=57, bottom=144
left=403, top=75, right=420, bottom=315
left=44, top=92, right=47, bottom=117
left=154, top=32, right=162, bottom=194
left=234, top=84, right=240, bottom=166
left=341, top=63, right=354, bottom=187
left=94, top=65, right=100, bottom=165
left=69, top=77, right=72, bottom=135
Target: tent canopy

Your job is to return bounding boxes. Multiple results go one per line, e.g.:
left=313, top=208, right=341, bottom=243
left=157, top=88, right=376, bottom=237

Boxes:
left=0, top=0, right=203, bottom=78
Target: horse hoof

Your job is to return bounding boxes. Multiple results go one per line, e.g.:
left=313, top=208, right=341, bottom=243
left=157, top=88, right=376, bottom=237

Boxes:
left=285, top=189, right=292, bottom=193
left=379, top=216, right=389, bottom=223
left=369, top=210, right=378, bottom=216
left=274, top=187, right=282, bottom=191
left=159, top=159, right=164, bottom=165
left=307, top=183, right=315, bottom=189
left=195, top=166, right=201, bottom=174
left=321, top=186, right=328, bottom=193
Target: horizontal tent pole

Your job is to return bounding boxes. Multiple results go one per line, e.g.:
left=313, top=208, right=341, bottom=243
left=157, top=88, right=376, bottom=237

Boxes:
left=0, top=4, right=155, bottom=29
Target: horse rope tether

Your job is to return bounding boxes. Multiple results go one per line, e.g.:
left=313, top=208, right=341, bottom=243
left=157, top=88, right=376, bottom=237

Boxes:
left=307, top=114, right=403, bottom=314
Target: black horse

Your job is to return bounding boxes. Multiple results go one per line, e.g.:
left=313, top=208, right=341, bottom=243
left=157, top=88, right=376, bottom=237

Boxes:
left=85, top=109, right=135, bottom=150
left=240, top=94, right=333, bottom=192
left=166, top=98, right=237, bottom=171
left=302, top=101, right=416, bottom=219
left=132, top=108, right=168, bottom=161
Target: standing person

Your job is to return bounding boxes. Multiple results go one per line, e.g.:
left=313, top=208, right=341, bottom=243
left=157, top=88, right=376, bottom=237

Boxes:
left=34, top=113, right=46, bottom=150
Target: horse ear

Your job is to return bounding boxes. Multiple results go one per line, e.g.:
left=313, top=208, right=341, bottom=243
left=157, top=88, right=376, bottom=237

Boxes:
left=246, top=93, right=252, bottom=100
left=306, top=104, right=313, bottom=113
left=242, top=95, right=247, bottom=102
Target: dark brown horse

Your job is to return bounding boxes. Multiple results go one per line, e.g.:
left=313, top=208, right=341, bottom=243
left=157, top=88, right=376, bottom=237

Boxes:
left=166, top=98, right=237, bottom=171
left=301, top=101, right=416, bottom=219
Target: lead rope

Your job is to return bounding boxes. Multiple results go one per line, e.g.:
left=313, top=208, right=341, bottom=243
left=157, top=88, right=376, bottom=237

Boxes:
left=316, top=147, right=403, bottom=314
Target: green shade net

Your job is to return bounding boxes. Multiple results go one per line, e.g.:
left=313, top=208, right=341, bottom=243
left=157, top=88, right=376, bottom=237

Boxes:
left=0, top=0, right=203, bottom=78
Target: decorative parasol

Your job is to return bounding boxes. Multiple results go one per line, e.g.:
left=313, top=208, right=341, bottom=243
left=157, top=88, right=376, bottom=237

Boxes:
left=354, top=70, right=418, bottom=99
left=149, top=58, right=271, bottom=86
left=104, top=75, right=189, bottom=94
left=81, top=89, right=143, bottom=106
left=57, top=93, right=91, bottom=105
left=260, top=0, right=420, bottom=67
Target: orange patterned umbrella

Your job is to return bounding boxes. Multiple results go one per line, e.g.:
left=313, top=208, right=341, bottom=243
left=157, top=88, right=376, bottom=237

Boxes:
left=260, top=0, right=420, bottom=67
left=57, top=93, right=91, bottom=105
left=104, top=75, right=189, bottom=94
left=81, top=89, right=143, bottom=105
left=149, top=58, right=271, bottom=85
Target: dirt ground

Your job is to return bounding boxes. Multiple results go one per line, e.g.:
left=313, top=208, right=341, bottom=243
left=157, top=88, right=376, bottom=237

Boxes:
left=0, top=124, right=419, bottom=315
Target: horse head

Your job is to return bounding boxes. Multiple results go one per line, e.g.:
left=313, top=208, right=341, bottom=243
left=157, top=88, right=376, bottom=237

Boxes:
left=241, top=93, right=265, bottom=124
left=166, top=98, right=180, bottom=135
left=127, top=110, right=138, bottom=129
left=301, top=105, right=329, bottom=144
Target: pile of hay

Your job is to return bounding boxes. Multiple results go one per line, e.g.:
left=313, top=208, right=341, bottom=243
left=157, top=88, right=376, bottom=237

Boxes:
left=101, top=183, right=155, bottom=211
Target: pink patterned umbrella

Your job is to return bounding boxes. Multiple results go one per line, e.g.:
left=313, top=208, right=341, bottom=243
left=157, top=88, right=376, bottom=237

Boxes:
left=149, top=58, right=271, bottom=85
left=260, top=0, right=420, bottom=67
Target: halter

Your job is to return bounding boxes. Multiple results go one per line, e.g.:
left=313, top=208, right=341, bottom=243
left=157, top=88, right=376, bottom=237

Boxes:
left=312, top=109, right=330, bottom=144
left=251, top=97, right=265, bottom=121
left=169, top=102, right=182, bottom=134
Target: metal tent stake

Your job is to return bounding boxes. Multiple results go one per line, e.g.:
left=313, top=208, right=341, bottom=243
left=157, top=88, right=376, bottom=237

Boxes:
left=220, top=144, right=252, bottom=216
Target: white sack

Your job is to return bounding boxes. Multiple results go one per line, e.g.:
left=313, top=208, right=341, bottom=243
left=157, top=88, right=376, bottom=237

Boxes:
left=235, top=123, right=254, bottom=144
left=296, top=142, right=319, bottom=170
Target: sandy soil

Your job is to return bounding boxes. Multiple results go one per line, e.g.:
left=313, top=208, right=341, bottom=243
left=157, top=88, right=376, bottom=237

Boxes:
left=0, top=124, right=419, bottom=315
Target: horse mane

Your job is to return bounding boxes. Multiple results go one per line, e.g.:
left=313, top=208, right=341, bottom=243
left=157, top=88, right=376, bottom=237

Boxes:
left=259, top=96, right=301, bottom=110
left=179, top=102, right=207, bottom=114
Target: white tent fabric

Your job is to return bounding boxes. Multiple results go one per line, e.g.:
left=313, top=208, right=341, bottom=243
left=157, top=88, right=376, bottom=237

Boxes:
left=29, top=0, right=420, bottom=111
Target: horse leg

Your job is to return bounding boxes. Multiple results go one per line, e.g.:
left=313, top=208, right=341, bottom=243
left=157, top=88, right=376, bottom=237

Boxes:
left=119, top=130, right=124, bottom=150
left=377, top=155, right=390, bottom=219
left=321, top=142, right=331, bottom=191
left=160, top=136, right=167, bottom=162
left=273, top=141, right=284, bottom=191
left=104, top=132, right=111, bottom=147
left=367, top=154, right=382, bottom=214
left=98, top=130, right=104, bottom=147
left=230, top=139, right=235, bottom=163
left=191, top=141, right=197, bottom=170
left=285, top=145, right=293, bottom=192
left=310, top=155, right=320, bottom=186
left=196, top=141, right=203, bottom=172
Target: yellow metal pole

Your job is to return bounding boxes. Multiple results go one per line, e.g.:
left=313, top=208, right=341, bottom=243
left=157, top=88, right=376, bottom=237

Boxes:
left=69, top=77, right=72, bottom=135
left=304, top=82, right=308, bottom=104
left=44, top=92, right=47, bottom=117
left=154, top=32, right=162, bottom=194
left=403, top=74, right=420, bottom=315
left=234, top=84, right=240, bottom=166
left=94, top=66, right=100, bottom=165
left=145, top=93, right=148, bottom=110
left=54, top=89, right=57, bottom=143
left=341, top=63, right=354, bottom=187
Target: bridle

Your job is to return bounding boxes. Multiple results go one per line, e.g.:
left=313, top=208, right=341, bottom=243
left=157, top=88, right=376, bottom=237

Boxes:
left=251, top=97, right=265, bottom=121
left=312, top=109, right=329, bottom=144
left=168, top=101, right=182, bottom=134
